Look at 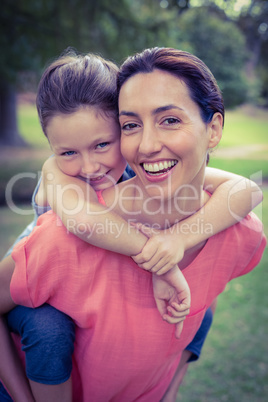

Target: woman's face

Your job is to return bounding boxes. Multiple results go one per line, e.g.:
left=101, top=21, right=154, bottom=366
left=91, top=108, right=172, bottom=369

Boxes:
left=119, top=69, right=221, bottom=200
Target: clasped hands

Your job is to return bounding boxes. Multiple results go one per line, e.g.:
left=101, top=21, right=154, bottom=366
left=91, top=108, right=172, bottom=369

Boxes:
left=131, top=223, right=191, bottom=339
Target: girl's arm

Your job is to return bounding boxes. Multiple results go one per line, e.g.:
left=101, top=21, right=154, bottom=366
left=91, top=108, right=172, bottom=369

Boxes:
left=133, top=167, right=263, bottom=273
left=41, top=157, right=148, bottom=256
left=41, top=157, right=191, bottom=328
left=41, top=159, right=262, bottom=269
left=0, top=256, right=35, bottom=402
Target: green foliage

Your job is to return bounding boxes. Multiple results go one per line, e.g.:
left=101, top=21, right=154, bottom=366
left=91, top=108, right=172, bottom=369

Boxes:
left=0, top=0, right=57, bottom=82
left=237, top=0, right=268, bottom=105
left=257, top=63, right=268, bottom=106
left=0, top=0, right=267, bottom=98
left=0, top=0, right=141, bottom=83
left=1, top=0, right=266, bottom=109
left=172, top=6, right=249, bottom=107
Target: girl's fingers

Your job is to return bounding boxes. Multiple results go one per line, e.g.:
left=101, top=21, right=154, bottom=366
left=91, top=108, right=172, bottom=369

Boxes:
left=163, top=314, right=186, bottom=325
left=175, top=321, right=184, bottom=339
left=132, top=248, right=156, bottom=266
left=171, top=302, right=190, bottom=312
left=167, top=306, right=190, bottom=318
left=154, top=263, right=174, bottom=275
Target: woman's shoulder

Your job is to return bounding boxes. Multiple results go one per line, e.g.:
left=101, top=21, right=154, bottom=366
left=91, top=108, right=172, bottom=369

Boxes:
left=225, top=212, right=265, bottom=247
left=208, top=212, right=266, bottom=278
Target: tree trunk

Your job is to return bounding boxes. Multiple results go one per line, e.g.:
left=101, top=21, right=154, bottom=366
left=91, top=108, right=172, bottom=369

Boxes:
left=0, top=81, right=27, bottom=147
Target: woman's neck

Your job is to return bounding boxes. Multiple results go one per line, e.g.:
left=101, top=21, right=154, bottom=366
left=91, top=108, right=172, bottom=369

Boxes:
left=104, top=177, right=207, bottom=230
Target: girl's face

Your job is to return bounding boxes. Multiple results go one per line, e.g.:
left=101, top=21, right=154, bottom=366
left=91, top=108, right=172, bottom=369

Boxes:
left=46, top=107, right=127, bottom=191
left=119, top=69, right=221, bottom=199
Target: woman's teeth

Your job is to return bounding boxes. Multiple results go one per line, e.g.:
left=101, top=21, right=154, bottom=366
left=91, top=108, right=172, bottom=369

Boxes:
left=143, top=160, right=178, bottom=175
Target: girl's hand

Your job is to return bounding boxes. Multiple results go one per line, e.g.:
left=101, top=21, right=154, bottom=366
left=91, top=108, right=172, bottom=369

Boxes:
left=152, top=266, right=191, bottom=338
left=132, top=223, right=185, bottom=275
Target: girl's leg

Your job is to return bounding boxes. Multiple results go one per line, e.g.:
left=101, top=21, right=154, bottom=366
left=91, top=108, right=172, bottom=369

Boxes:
left=29, top=378, right=72, bottom=402
left=0, top=381, right=13, bottom=402
left=7, top=304, right=75, bottom=402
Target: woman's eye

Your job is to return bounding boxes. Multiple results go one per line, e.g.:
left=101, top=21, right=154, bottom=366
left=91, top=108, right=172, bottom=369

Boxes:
left=162, top=117, right=180, bottom=125
left=96, top=142, right=109, bottom=149
left=121, top=123, right=138, bottom=131
left=62, top=151, right=76, bottom=156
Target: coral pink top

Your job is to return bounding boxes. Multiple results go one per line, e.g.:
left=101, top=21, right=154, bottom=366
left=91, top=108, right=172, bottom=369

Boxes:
left=11, top=201, right=266, bottom=401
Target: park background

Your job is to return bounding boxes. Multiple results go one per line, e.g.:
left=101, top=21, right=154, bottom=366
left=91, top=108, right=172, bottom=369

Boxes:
left=0, top=0, right=267, bottom=401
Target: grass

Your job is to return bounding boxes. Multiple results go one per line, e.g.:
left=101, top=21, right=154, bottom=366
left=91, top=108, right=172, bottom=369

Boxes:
left=177, top=191, right=268, bottom=402
left=209, top=158, right=268, bottom=179
left=220, top=105, right=268, bottom=147
left=17, top=103, right=49, bottom=149
left=208, top=105, right=268, bottom=178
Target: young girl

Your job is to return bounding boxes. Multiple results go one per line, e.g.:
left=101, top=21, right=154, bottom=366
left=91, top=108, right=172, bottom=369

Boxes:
left=0, top=49, right=263, bottom=401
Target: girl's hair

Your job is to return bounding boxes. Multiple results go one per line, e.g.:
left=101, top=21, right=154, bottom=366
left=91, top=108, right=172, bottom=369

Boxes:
left=36, top=49, right=119, bottom=136
left=117, top=47, right=224, bottom=126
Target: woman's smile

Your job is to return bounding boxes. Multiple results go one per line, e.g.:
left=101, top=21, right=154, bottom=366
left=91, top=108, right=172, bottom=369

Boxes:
left=142, top=160, right=178, bottom=174
left=119, top=69, right=212, bottom=197
left=141, top=159, right=178, bottom=182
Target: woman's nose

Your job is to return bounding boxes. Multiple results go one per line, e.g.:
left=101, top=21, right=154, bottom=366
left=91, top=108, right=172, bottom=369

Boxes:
left=138, top=126, right=162, bottom=156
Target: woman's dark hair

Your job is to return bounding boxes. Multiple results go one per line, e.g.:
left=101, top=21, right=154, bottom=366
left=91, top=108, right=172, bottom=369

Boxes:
left=117, top=47, right=224, bottom=126
left=36, top=49, right=119, bottom=136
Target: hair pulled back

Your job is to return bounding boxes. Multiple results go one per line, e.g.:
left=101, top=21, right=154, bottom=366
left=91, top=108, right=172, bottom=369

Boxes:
left=117, top=47, right=224, bottom=126
left=37, top=49, right=119, bottom=135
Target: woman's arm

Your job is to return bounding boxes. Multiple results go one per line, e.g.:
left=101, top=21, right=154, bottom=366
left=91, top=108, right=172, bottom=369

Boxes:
left=0, top=256, right=16, bottom=314
left=0, top=256, right=35, bottom=402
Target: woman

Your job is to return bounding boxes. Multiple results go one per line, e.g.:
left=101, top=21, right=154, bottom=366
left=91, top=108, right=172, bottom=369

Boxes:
left=5, top=48, right=266, bottom=401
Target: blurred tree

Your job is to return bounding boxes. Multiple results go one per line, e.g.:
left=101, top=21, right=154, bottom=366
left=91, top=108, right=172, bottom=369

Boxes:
left=176, top=0, right=268, bottom=105
left=170, top=6, right=248, bottom=107
left=0, top=0, right=49, bottom=146
left=0, top=0, right=140, bottom=146
left=238, top=0, right=268, bottom=105
left=1, top=0, right=266, bottom=147
left=127, top=1, right=252, bottom=107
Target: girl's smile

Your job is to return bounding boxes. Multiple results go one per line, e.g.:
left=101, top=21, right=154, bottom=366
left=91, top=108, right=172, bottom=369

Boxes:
left=46, top=106, right=127, bottom=190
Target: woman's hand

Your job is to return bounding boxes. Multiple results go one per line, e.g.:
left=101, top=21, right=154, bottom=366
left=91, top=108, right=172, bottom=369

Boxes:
left=152, top=266, right=191, bottom=338
left=131, top=223, right=185, bottom=275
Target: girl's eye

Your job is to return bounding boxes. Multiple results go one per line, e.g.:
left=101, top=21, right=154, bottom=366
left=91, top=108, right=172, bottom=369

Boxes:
left=96, top=142, right=109, bottom=149
left=162, top=117, right=180, bottom=125
left=62, top=151, right=76, bottom=156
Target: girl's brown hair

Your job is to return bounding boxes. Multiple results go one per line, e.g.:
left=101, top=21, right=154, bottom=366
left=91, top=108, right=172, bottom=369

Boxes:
left=36, top=49, right=119, bottom=136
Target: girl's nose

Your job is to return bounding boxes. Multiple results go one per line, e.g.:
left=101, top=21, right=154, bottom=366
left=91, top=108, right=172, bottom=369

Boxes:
left=138, top=126, right=162, bottom=156
left=81, top=158, right=101, bottom=175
